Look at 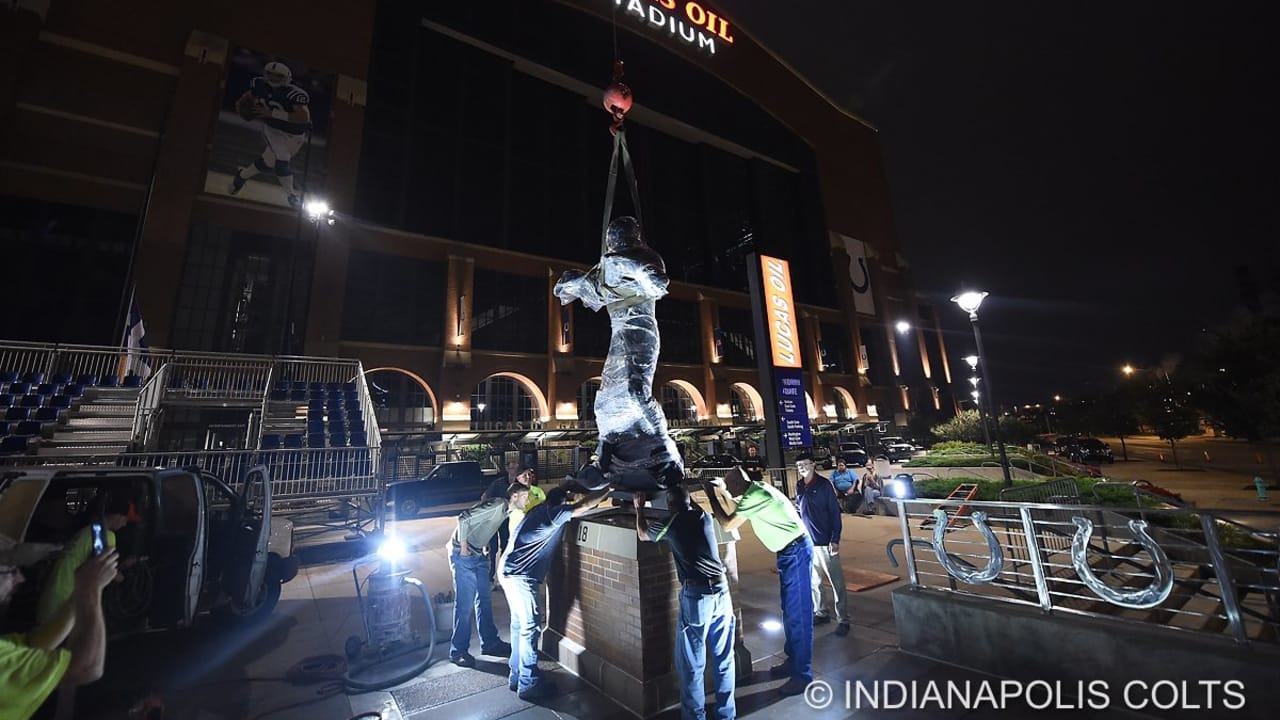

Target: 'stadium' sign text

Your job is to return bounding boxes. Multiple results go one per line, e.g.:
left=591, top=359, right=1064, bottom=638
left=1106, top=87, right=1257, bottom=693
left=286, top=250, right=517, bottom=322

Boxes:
left=612, top=0, right=735, bottom=56
left=760, top=255, right=801, bottom=369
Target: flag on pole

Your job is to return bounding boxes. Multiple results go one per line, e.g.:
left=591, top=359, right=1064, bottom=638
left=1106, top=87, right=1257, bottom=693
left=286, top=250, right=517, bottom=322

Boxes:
left=120, top=292, right=152, bottom=380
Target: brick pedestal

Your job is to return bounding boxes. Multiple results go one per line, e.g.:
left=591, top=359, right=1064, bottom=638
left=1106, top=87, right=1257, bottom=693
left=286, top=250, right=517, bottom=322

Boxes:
left=543, top=509, right=750, bottom=718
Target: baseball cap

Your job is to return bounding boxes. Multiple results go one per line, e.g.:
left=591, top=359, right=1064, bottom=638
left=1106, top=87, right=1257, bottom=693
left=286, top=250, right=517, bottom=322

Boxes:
left=0, top=534, right=61, bottom=568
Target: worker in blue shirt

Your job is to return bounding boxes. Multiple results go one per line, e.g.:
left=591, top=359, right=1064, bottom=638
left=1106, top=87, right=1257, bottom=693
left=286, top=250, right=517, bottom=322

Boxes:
left=795, top=455, right=850, bottom=636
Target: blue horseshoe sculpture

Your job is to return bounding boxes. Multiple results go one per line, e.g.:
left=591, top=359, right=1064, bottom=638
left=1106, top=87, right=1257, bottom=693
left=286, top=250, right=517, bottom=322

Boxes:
left=1070, top=516, right=1174, bottom=609
left=930, top=509, right=1005, bottom=584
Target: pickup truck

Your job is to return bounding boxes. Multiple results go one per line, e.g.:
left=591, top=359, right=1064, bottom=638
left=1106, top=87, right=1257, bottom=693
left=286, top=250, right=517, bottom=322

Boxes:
left=385, top=460, right=498, bottom=517
left=0, top=465, right=298, bottom=632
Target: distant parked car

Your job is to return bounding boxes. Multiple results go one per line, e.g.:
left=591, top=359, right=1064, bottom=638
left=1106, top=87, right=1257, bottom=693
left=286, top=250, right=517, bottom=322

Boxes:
left=1067, top=438, right=1114, bottom=464
left=386, top=461, right=494, bottom=517
left=837, top=448, right=870, bottom=468
left=687, top=454, right=743, bottom=479
left=883, top=443, right=917, bottom=463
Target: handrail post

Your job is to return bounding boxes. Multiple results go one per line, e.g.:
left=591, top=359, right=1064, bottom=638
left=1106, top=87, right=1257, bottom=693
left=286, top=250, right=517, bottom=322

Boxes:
left=1019, top=506, right=1053, bottom=612
left=898, top=500, right=919, bottom=587
left=1199, top=514, right=1248, bottom=643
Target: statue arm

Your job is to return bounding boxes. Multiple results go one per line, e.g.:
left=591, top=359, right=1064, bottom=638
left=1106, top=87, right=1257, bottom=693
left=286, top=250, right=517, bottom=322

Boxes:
left=555, top=266, right=611, bottom=311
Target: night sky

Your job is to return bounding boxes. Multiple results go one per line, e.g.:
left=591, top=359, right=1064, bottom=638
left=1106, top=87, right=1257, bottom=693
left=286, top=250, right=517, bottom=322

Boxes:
left=725, top=1, right=1278, bottom=406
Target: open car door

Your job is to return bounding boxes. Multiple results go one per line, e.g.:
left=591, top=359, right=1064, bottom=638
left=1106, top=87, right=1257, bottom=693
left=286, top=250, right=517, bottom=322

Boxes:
left=156, top=468, right=206, bottom=627
left=240, top=465, right=272, bottom=609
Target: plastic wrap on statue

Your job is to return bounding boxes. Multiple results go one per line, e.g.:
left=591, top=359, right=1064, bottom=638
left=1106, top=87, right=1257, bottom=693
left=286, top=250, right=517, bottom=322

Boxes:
left=556, top=217, right=684, bottom=491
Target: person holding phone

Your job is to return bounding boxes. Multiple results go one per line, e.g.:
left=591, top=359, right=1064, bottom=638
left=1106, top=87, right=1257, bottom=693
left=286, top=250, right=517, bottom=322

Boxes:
left=1, top=535, right=119, bottom=720
left=36, top=492, right=136, bottom=625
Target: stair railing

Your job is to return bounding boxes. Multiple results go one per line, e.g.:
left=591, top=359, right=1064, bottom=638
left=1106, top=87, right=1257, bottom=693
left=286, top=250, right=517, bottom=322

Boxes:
left=131, top=362, right=170, bottom=449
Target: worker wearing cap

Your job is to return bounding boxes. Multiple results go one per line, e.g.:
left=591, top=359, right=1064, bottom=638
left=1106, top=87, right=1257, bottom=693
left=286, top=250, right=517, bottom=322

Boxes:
left=37, top=492, right=137, bottom=625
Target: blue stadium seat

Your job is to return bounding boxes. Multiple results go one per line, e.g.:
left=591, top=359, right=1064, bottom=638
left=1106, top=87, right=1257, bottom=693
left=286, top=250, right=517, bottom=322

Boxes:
left=22, top=371, right=44, bottom=384
left=51, top=373, right=72, bottom=384
left=19, top=395, right=42, bottom=408
left=14, top=420, right=45, bottom=437
left=0, top=436, right=30, bottom=454
left=0, top=394, right=13, bottom=408
left=97, top=375, right=119, bottom=387
left=329, top=433, right=348, bottom=448
left=270, top=387, right=287, bottom=401
left=0, top=422, right=8, bottom=435
left=307, top=433, right=326, bottom=448
left=308, top=382, right=325, bottom=394
left=35, top=383, right=59, bottom=396
left=7, top=382, right=30, bottom=396
left=0, top=371, right=17, bottom=384
left=5, top=408, right=29, bottom=421
left=349, top=432, right=368, bottom=447
left=283, top=434, right=304, bottom=449
left=326, top=382, right=341, bottom=394
left=77, top=373, right=98, bottom=386
left=122, top=374, right=143, bottom=388
left=49, top=395, right=72, bottom=410
left=34, top=407, right=61, bottom=422
left=260, top=434, right=282, bottom=450
left=61, top=383, right=84, bottom=398
left=306, top=419, right=325, bottom=435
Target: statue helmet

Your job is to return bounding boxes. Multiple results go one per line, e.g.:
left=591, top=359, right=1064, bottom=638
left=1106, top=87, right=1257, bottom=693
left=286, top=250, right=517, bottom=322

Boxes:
left=605, top=216, right=643, bottom=252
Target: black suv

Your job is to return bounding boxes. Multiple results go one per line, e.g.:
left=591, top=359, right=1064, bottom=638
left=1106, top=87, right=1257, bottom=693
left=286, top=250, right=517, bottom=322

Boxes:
left=386, top=461, right=493, bottom=517
left=1060, top=437, right=1114, bottom=464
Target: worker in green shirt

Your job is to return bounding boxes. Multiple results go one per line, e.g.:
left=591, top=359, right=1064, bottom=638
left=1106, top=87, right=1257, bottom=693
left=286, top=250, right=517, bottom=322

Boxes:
left=700, top=466, right=813, bottom=697
left=1, top=535, right=118, bottom=720
left=37, top=493, right=135, bottom=625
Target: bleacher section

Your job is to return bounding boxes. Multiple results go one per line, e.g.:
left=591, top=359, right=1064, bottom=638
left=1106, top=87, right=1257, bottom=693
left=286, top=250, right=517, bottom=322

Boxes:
left=0, top=342, right=382, bottom=505
left=0, top=371, right=144, bottom=457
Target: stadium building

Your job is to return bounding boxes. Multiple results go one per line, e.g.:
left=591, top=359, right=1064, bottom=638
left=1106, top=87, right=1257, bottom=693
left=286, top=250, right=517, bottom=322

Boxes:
left=1, top=0, right=958, bottom=460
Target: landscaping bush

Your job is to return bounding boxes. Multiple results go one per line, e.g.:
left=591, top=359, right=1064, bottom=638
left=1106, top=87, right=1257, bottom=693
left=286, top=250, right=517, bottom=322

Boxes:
left=929, top=441, right=989, bottom=456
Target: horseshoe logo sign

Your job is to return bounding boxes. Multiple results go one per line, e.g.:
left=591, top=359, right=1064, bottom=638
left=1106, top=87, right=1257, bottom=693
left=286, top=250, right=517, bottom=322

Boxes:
left=1070, top=516, right=1174, bottom=609
left=849, top=256, right=870, bottom=293
left=930, top=509, right=1005, bottom=584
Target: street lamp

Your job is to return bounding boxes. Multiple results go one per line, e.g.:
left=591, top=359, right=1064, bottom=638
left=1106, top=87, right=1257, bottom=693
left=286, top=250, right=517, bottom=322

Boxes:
left=1122, top=364, right=1135, bottom=377
left=951, top=290, right=1012, bottom=487
left=304, top=198, right=336, bottom=226
left=895, top=320, right=911, bottom=334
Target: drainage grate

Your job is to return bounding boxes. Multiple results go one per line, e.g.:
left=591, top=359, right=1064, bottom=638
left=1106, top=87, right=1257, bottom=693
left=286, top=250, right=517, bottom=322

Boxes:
left=392, top=672, right=509, bottom=714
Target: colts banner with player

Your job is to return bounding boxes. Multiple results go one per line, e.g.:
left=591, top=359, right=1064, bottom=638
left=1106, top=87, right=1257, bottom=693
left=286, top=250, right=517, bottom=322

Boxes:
left=204, top=46, right=335, bottom=209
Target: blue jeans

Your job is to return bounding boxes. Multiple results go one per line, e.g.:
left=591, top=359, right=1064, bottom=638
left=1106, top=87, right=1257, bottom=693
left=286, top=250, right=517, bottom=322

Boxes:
left=499, top=574, right=543, bottom=692
left=777, top=535, right=814, bottom=682
left=676, top=584, right=736, bottom=720
left=449, top=550, right=500, bottom=657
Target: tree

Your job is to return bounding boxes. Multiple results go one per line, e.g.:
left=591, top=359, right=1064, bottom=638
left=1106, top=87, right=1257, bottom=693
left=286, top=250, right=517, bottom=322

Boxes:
left=1189, top=315, right=1280, bottom=442
left=1091, top=389, right=1142, bottom=461
left=931, top=410, right=986, bottom=444
left=1133, top=376, right=1200, bottom=469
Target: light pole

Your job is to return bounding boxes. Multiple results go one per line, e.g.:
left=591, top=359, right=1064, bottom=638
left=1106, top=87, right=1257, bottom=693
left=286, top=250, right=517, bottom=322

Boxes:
left=952, top=291, right=1012, bottom=487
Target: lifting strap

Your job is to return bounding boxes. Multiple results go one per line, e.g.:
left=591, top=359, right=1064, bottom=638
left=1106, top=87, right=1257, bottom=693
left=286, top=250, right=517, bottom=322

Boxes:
left=600, top=127, right=643, bottom=254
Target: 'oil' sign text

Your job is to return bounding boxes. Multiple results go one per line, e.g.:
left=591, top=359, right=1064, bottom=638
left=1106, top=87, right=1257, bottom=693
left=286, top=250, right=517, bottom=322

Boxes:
left=612, top=0, right=735, bottom=56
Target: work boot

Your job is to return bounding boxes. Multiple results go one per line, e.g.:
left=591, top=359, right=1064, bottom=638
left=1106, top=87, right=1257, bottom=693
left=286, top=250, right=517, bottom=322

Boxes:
left=834, top=622, right=851, bottom=637
left=449, top=652, right=475, bottom=668
left=481, top=640, right=512, bottom=657
left=518, top=681, right=559, bottom=701
left=768, top=660, right=792, bottom=679
left=813, top=614, right=831, bottom=626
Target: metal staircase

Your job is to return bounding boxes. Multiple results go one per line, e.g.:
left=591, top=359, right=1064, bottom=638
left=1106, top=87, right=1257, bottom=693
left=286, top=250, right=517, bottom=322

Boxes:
left=36, top=386, right=140, bottom=457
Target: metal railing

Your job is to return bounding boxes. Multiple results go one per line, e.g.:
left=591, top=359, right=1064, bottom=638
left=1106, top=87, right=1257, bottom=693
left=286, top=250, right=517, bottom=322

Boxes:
left=2, top=447, right=379, bottom=501
left=890, top=497, right=1280, bottom=644
left=0, top=341, right=136, bottom=382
